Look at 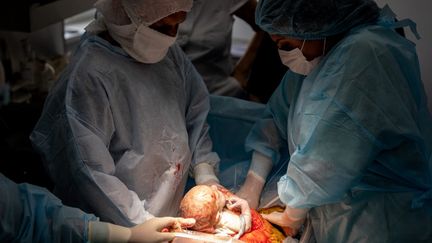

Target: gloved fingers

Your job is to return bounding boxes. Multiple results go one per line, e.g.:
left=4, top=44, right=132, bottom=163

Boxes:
left=176, top=217, right=196, bottom=228
left=236, top=186, right=260, bottom=209
left=261, top=212, right=298, bottom=237
left=153, top=217, right=179, bottom=231
left=152, top=217, right=194, bottom=231
left=226, top=195, right=244, bottom=209
left=261, top=211, right=290, bottom=227
left=240, top=196, right=259, bottom=210
left=153, top=232, right=177, bottom=242
left=130, top=218, right=178, bottom=243
left=261, top=211, right=304, bottom=237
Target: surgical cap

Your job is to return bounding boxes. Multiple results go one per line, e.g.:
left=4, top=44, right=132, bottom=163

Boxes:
left=123, top=0, right=192, bottom=25
left=256, top=0, right=380, bottom=39
left=95, top=0, right=192, bottom=26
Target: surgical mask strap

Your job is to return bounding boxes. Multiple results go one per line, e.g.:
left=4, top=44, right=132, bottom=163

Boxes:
left=322, top=38, right=327, bottom=56
left=300, top=39, right=306, bottom=51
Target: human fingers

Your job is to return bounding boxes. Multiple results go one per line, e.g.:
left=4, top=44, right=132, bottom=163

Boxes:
left=236, top=189, right=259, bottom=209
left=176, top=218, right=196, bottom=228
left=261, top=211, right=284, bottom=226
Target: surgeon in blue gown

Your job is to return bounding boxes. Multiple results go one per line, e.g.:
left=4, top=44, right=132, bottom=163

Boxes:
left=0, top=173, right=196, bottom=243
left=236, top=0, right=432, bottom=242
left=30, top=0, right=223, bottom=227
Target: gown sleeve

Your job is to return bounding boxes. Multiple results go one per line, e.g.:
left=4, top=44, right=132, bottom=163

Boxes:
left=31, top=70, right=152, bottom=226
left=0, top=174, right=98, bottom=243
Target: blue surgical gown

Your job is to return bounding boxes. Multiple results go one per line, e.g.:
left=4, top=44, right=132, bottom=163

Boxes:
left=0, top=173, right=97, bottom=243
left=30, top=33, right=220, bottom=227
left=246, top=24, right=432, bottom=242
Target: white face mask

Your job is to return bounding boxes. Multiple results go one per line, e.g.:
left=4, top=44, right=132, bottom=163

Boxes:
left=278, top=39, right=325, bottom=76
left=106, top=22, right=177, bottom=64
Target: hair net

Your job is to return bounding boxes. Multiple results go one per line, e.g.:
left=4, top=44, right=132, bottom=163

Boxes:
left=95, top=0, right=192, bottom=26
left=256, top=0, right=380, bottom=39
left=122, top=0, right=192, bottom=25
left=94, top=0, right=130, bottom=25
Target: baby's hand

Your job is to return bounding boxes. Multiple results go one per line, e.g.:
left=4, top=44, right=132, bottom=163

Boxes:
left=226, top=195, right=252, bottom=234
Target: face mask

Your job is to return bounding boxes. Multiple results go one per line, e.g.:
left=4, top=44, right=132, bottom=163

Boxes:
left=106, top=22, right=176, bottom=64
left=278, top=39, right=325, bottom=76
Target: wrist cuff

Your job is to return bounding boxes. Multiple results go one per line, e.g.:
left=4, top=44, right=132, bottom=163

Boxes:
left=247, top=171, right=266, bottom=185
left=89, top=222, right=109, bottom=243
left=89, top=222, right=132, bottom=243
left=249, top=151, right=273, bottom=181
left=284, top=205, right=309, bottom=220
left=194, top=163, right=220, bottom=185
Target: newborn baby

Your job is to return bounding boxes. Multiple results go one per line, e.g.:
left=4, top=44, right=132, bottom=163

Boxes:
left=179, top=185, right=251, bottom=238
left=179, top=185, right=286, bottom=242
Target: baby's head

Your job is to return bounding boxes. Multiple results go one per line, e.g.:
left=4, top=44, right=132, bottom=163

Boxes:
left=179, top=185, right=226, bottom=233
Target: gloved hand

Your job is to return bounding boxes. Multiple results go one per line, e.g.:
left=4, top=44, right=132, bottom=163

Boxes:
left=129, top=217, right=196, bottom=243
left=236, top=172, right=265, bottom=209
left=89, top=217, right=196, bottom=243
left=237, top=151, right=273, bottom=209
left=226, top=195, right=252, bottom=238
left=194, top=163, right=220, bottom=186
left=261, top=206, right=308, bottom=237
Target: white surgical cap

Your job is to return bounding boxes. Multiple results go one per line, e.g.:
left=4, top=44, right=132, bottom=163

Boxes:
left=95, top=0, right=192, bottom=26
left=94, top=0, right=130, bottom=25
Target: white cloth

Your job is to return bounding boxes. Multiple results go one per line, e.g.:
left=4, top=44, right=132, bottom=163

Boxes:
left=90, top=0, right=189, bottom=64
left=278, top=48, right=321, bottom=76
left=122, top=0, right=192, bottom=26
left=106, top=21, right=177, bottom=63
left=30, top=33, right=220, bottom=226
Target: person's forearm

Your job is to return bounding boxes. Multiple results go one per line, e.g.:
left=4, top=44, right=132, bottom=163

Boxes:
left=236, top=151, right=273, bottom=208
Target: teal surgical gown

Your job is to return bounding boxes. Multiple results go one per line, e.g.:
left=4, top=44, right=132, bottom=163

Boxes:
left=246, top=23, right=432, bottom=242
left=30, top=33, right=220, bottom=227
left=0, top=173, right=97, bottom=243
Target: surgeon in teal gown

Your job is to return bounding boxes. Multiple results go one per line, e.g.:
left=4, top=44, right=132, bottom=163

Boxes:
left=237, top=0, right=432, bottom=242
left=0, top=173, right=196, bottom=243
